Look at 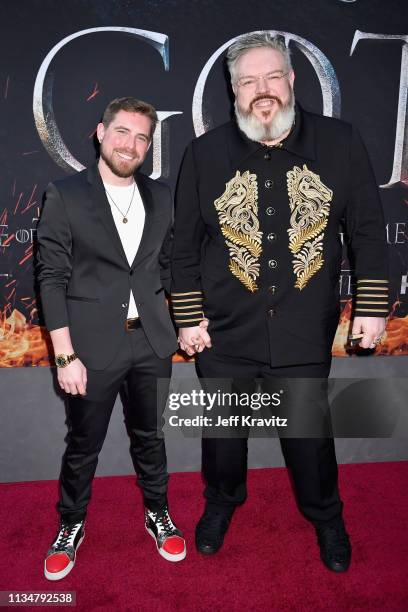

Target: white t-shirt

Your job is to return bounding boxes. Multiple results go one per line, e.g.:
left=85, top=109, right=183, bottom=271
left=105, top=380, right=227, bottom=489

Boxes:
left=103, top=181, right=145, bottom=318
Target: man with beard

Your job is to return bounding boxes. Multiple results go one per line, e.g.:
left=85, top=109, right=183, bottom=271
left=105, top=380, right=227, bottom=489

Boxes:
left=171, top=33, right=388, bottom=572
left=37, top=97, right=186, bottom=580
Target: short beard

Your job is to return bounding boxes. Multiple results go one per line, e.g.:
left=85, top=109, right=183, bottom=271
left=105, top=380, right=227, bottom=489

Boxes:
left=100, top=144, right=141, bottom=179
left=235, top=91, right=295, bottom=143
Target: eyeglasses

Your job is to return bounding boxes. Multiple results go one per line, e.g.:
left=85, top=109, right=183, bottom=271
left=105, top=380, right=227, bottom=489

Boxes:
left=235, top=72, right=289, bottom=89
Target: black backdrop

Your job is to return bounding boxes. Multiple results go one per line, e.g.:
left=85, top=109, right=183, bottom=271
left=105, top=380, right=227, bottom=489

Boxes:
left=0, top=0, right=407, bottom=365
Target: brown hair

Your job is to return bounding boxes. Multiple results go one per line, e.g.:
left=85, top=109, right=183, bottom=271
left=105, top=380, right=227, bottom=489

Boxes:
left=102, top=97, right=158, bottom=138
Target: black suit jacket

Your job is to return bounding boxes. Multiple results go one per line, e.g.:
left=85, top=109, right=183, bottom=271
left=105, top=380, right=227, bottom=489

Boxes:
left=36, top=163, right=178, bottom=369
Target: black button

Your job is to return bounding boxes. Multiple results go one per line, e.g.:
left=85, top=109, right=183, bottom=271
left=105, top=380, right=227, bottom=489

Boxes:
left=268, top=285, right=277, bottom=294
left=268, top=309, right=276, bottom=317
left=268, top=259, right=277, bottom=269
left=267, top=233, right=277, bottom=242
left=266, top=207, right=276, bottom=216
left=121, top=302, right=128, bottom=308
left=265, top=179, right=274, bottom=189
left=129, top=270, right=134, bottom=276
left=264, top=151, right=272, bottom=160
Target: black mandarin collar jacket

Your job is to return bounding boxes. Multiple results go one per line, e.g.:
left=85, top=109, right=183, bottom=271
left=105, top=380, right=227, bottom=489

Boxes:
left=171, top=103, right=389, bottom=366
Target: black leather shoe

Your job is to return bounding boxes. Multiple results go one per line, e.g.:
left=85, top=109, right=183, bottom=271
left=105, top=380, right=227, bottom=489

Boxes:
left=195, top=507, right=234, bottom=555
left=316, top=521, right=352, bottom=572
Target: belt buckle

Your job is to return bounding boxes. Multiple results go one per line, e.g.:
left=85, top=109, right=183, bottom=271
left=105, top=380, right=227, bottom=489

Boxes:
left=126, top=317, right=139, bottom=331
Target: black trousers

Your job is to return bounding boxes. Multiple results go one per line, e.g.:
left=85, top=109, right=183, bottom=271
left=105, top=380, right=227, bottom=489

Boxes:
left=196, top=350, right=343, bottom=526
left=58, top=326, right=171, bottom=523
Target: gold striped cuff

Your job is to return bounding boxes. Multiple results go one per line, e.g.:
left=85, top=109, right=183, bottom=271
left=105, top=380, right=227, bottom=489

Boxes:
left=171, top=290, right=205, bottom=327
left=357, top=279, right=388, bottom=283
left=355, top=279, right=389, bottom=316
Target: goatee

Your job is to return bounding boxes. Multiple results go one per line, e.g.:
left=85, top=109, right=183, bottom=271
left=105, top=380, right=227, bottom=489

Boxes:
left=99, top=145, right=140, bottom=178
left=235, top=92, right=295, bottom=143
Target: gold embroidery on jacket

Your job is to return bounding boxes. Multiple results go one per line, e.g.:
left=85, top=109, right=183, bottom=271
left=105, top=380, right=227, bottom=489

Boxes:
left=287, top=164, right=333, bottom=290
left=214, top=170, right=262, bottom=292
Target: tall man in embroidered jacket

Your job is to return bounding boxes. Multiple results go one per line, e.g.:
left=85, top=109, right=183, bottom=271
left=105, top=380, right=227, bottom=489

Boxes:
left=171, top=33, right=389, bottom=572
left=37, top=97, right=186, bottom=580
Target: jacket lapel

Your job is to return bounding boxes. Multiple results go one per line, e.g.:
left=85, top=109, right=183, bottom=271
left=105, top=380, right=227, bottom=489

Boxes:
left=88, top=164, right=128, bottom=264
left=130, top=172, right=156, bottom=269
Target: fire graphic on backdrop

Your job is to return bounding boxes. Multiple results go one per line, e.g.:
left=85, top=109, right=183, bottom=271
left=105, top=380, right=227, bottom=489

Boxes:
left=0, top=177, right=46, bottom=366
left=1, top=301, right=407, bottom=367
left=0, top=309, right=51, bottom=367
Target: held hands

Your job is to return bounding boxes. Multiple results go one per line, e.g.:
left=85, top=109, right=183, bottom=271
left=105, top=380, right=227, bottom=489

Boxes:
left=351, top=316, right=386, bottom=349
left=178, top=319, right=212, bottom=356
left=57, top=358, right=87, bottom=396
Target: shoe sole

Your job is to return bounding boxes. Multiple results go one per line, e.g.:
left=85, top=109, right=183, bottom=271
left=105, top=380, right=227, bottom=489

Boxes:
left=195, top=519, right=230, bottom=556
left=44, top=534, right=84, bottom=581
left=196, top=543, right=222, bottom=555
left=321, top=558, right=351, bottom=573
left=145, top=526, right=186, bottom=562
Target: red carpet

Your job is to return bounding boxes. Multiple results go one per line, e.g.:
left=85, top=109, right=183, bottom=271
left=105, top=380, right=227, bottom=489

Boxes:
left=1, top=462, right=407, bottom=611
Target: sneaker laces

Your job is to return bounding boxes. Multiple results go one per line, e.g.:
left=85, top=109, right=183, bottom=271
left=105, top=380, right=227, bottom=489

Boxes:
left=53, top=522, right=82, bottom=552
left=148, top=508, right=177, bottom=538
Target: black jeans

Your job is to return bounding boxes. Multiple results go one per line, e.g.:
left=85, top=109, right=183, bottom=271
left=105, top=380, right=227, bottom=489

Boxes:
left=196, top=349, right=343, bottom=526
left=58, top=326, right=171, bottom=523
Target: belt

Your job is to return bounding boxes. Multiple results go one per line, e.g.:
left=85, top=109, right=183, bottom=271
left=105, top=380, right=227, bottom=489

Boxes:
left=125, top=317, right=142, bottom=331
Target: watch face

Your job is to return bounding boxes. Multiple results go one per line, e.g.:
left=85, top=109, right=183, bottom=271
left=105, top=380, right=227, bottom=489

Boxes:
left=56, top=355, right=67, bottom=367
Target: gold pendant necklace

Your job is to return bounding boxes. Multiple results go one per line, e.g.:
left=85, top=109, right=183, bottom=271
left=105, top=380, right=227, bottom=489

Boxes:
left=105, top=182, right=136, bottom=223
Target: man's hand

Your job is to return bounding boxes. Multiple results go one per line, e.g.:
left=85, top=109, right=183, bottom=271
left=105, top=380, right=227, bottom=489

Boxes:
left=57, top=358, right=87, bottom=396
left=351, top=316, right=386, bottom=349
left=178, top=320, right=212, bottom=355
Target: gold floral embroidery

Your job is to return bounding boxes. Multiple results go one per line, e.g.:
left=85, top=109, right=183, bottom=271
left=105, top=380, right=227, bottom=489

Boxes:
left=287, top=164, right=333, bottom=290
left=214, top=170, right=262, bottom=292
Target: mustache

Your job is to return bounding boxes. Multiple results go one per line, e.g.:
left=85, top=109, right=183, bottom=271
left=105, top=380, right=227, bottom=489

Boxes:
left=249, top=95, right=283, bottom=112
left=115, top=149, right=138, bottom=158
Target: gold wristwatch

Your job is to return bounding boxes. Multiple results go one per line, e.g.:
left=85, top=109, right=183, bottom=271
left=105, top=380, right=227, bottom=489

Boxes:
left=55, top=353, right=77, bottom=368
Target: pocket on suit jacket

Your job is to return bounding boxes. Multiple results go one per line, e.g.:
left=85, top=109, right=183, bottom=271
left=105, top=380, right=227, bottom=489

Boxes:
left=66, top=295, right=100, bottom=303
left=155, top=287, right=164, bottom=294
